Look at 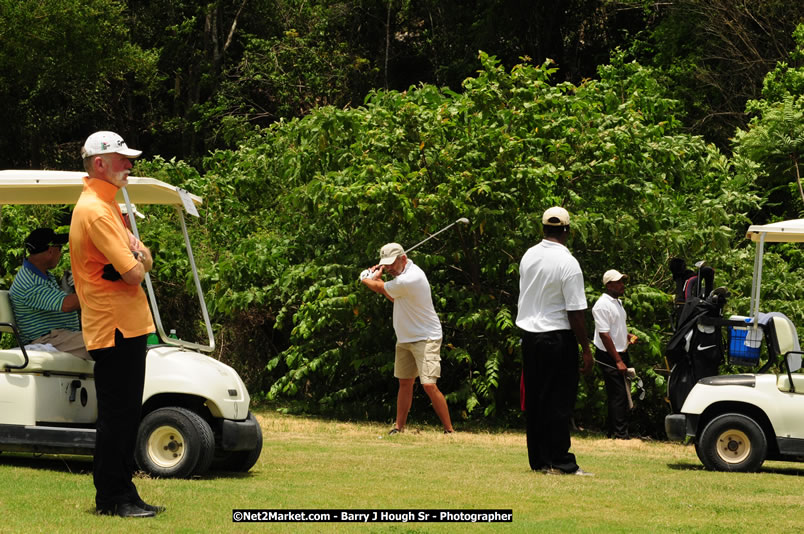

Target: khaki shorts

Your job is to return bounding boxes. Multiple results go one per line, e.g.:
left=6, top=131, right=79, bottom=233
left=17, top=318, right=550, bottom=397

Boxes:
left=394, top=339, right=442, bottom=384
left=32, top=329, right=91, bottom=360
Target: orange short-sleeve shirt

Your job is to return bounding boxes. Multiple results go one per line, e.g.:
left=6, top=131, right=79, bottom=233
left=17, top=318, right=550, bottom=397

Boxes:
left=69, top=177, right=155, bottom=350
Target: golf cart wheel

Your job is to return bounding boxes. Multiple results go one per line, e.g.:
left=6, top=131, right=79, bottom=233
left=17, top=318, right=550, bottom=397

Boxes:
left=135, top=407, right=215, bottom=478
left=214, top=412, right=263, bottom=472
left=694, top=441, right=707, bottom=465
left=698, top=413, right=767, bottom=472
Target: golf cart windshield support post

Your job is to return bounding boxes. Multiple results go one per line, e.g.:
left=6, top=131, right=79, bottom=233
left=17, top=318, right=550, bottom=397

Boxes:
left=750, top=232, right=766, bottom=326
left=120, top=189, right=215, bottom=353
left=176, top=204, right=215, bottom=351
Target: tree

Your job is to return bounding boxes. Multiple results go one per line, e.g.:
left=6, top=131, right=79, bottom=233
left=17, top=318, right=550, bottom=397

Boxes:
left=0, top=0, right=159, bottom=168
left=126, top=0, right=270, bottom=159
left=733, top=24, right=804, bottom=222
left=137, top=52, right=760, bottom=435
left=202, top=2, right=375, bottom=145
left=632, top=0, right=804, bottom=149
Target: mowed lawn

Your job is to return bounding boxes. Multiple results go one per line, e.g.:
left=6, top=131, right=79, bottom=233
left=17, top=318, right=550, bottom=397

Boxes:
left=1, top=408, right=804, bottom=533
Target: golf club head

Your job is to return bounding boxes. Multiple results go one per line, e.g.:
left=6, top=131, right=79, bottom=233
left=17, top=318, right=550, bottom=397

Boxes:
left=457, top=217, right=469, bottom=224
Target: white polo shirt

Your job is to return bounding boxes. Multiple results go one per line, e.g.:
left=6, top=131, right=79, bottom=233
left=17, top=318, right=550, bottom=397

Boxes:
left=593, top=292, right=628, bottom=352
left=516, top=239, right=587, bottom=333
left=384, top=259, right=442, bottom=343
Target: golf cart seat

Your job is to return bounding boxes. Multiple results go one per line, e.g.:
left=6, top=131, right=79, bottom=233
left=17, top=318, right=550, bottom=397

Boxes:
left=777, top=373, right=804, bottom=393
left=769, top=316, right=804, bottom=393
left=0, top=348, right=95, bottom=376
left=0, top=290, right=94, bottom=376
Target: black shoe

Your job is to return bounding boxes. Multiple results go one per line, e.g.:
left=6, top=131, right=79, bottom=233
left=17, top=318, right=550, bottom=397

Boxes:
left=97, top=503, right=156, bottom=518
left=543, top=467, right=595, bottom=477
left=139, top=502, right=166, bottom=514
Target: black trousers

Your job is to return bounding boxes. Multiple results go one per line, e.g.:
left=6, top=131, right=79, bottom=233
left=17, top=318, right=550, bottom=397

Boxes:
left=521, top=329, right=579, bottom=473
left=90, top=330, right=147, bottom=509
left=595, top=348, right=631, bottom=439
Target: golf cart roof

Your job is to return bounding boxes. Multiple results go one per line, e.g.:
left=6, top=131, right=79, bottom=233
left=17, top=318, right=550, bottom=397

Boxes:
left=746, top=219, right=804, bottom=243
left=0, top=169, right=213, bottom=352
left=0, top=170, right=202, bottom=207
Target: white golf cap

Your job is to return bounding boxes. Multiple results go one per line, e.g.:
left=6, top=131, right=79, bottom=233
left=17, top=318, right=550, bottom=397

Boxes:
left=603, top=269, right=627, bottom=285
left=542, top=206, right=570, bottom=226
left=379, top=243, right=405, bottom=265
left=81, top=131, right=142, bottom=158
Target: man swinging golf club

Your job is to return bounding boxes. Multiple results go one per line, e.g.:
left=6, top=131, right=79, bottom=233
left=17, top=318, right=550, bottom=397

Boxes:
left=361, top=242, right=454, bottom=434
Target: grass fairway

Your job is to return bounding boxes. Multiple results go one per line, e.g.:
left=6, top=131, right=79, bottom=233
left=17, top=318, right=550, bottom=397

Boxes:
left=2, top=409, right=804, bottom=533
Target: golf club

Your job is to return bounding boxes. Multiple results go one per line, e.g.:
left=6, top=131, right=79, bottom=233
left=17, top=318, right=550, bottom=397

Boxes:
left=594, top=359, right=646, bottom=401
left=359, top=217, right=469, bottom=280
left=406, top=217, right=470, bottom=254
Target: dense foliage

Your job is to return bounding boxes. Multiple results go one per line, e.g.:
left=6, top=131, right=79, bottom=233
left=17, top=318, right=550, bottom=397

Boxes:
left=1, top=0, right=803, bottom=437
left=127, top=52, right=770, bottom=434
left=0, top=0, right=159, bottom=167
left=2, top=1, right=802, bottom=167
left=632, top=0, right=804, bottom=147
left=733, top=24, right=804, bottom=223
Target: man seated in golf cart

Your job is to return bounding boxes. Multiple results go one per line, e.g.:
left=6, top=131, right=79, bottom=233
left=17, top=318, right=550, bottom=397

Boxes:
left=8, top=227, right=90, bottom=359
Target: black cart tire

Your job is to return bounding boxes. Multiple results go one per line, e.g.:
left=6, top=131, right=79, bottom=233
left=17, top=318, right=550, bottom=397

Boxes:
left=697, top=413, right=767, bottom=472
left=135, top=407, right=215, bottom=478
left=694, top=441, right=707, bottom=465
left=214, top=412, right=263, bottom=472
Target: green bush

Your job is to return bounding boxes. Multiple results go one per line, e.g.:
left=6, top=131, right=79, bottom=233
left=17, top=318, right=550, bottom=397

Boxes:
left=132, top=51, right=769, bottom=436
left=8, top=48, right=791, bottom=436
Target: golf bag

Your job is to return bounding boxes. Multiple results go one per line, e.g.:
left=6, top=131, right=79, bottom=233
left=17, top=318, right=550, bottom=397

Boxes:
left=670, top=257, right=715, bottom=329
left=666, top=259, right=727, bottom=412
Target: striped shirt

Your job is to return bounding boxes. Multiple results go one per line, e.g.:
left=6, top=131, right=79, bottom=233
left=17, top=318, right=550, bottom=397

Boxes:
left=8, top=260, right=80, bottom=344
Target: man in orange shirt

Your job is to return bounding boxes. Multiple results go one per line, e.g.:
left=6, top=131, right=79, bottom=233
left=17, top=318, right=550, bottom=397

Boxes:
left=69, top=131, right=161, bottom=518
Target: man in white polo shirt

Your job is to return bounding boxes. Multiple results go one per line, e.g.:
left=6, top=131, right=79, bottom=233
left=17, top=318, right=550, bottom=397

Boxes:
left=516, top=207, right=593, bottom=475
left=593, top=269, right=637, bottom=439
left=361, top=243, right=454, bottom=434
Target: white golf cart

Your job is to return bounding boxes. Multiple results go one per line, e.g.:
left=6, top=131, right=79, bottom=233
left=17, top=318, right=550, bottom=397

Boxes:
left=665, top=219, right=804, bottom=472
left=0, top=170, right=262, bottom=478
